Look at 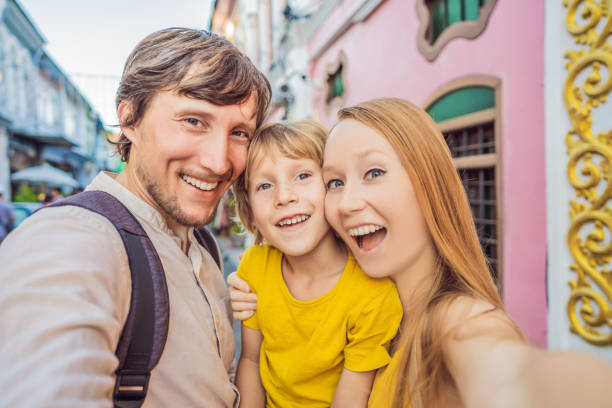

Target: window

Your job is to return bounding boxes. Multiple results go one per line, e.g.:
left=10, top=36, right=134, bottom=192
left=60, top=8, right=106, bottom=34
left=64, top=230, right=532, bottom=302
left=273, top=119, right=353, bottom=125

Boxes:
left=416, top=0, right=497, bottom=61
left=428, top=0, right=487, bottom=44
left=324, top=50, right=347, bottom=110
left=425, top=78, right=502, bottom=285
left=326, top=65, right=344, bottom=103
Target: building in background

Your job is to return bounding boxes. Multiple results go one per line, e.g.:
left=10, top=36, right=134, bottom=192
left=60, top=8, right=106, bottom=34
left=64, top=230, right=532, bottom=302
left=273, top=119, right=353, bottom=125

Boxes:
left=0, top=0, right=117, bottom=200
left=212, top=0, right=612, bottom=360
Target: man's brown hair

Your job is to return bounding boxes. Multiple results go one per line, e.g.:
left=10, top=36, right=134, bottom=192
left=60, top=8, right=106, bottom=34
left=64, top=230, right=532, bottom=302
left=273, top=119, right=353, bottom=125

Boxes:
left=114, top=27, right=271, bottom=162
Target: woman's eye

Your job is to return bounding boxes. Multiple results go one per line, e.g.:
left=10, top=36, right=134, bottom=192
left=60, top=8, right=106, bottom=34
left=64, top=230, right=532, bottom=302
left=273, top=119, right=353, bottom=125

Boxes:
left=365, top=168, right=386, bottom=180
left=326, top=179, right=344, bottom=190
left=297, top=172, right=310, bottom=181
left=257, top=183, right=272, bottom=191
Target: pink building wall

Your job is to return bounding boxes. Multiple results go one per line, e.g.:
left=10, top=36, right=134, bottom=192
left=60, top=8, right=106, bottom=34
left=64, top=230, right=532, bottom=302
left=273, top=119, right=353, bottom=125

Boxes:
left=309, top=0, right=547, bottom=346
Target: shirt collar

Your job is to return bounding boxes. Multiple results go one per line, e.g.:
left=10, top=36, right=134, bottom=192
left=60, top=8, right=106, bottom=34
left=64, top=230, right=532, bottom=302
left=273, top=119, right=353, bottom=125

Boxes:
left=86, top=171, right=185, bottom=236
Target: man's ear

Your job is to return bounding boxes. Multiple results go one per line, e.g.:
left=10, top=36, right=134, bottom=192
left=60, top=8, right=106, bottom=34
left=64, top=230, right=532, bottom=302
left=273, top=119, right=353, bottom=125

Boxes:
left=117, top=100, right=136, bottom=142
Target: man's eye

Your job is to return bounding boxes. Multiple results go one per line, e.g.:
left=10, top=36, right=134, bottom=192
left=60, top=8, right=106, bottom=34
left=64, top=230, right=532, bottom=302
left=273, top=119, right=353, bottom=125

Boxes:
left=232, top=130, right=249, bottom=139
left=185, top=118, right=201, bottom=126
left=365, top=168, right=386, bottom=180
left=257, top=183, right=272, bottom=191
left=326, top=179, right=344, bottom=190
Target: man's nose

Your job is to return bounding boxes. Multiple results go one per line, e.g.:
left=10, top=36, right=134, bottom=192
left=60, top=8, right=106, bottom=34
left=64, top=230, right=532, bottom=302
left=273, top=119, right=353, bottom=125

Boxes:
left=201, top=132, right=231, bottom=176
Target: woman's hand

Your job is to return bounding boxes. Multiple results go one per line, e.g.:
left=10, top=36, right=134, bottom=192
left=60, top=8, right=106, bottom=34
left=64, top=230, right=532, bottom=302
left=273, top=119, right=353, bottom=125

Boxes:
left=227, top=272, right=257, bottom=320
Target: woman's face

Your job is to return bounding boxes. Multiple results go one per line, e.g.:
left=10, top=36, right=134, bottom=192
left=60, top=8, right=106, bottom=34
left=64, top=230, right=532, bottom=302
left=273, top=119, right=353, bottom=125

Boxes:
left=322, top=119, right=432, bottom=280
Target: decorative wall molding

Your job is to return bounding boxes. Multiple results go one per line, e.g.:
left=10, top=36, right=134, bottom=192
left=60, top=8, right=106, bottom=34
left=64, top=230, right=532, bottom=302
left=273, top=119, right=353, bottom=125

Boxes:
left=563, top=0, right=612, bottom=346
left=415, top=0, right=497, bottom=62
left=308, top=0, right=385, bottom=61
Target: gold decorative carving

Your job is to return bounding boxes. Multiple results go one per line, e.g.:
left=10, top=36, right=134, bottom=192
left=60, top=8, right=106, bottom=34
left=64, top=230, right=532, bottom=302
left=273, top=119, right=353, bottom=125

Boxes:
left=564, top=0, right=612, bottom=345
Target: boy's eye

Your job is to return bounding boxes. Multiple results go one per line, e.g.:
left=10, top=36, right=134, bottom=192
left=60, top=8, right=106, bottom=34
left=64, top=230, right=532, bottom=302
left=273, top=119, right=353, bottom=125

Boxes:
left=297, top=172, right=310, bottom=181
left=257, top=183, right=272, bottom=191
left=365, top=168, right=386, bottom=180
left=326, top=179, right=344, bottom=190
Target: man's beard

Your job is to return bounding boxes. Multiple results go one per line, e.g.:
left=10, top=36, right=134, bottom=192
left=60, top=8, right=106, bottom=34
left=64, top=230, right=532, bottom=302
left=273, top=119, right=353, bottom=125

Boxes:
left=138, top=163, right=223, bottom=228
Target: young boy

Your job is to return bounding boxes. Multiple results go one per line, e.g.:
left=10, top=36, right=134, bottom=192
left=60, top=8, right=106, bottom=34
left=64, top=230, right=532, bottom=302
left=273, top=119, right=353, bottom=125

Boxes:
left=232, top=121, right=402, bottom=407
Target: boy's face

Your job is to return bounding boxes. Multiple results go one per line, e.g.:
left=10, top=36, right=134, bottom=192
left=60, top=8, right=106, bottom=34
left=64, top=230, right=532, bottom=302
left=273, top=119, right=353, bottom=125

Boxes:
left=248, top=149, right=331, bottom=257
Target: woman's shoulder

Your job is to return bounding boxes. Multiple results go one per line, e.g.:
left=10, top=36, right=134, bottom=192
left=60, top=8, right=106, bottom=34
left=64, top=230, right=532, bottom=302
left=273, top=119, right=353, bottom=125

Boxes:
left=437, top=295, right=523, bottom=342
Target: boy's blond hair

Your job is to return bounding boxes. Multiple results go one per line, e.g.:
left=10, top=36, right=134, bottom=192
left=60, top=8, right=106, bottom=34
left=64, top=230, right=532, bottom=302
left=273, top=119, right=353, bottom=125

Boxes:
left=233, top=120, right=328, bottom=245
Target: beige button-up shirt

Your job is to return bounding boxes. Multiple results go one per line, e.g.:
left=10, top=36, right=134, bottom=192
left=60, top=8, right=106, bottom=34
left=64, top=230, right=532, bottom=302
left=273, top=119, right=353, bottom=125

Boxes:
left=0, top=172, right=237, bottom=407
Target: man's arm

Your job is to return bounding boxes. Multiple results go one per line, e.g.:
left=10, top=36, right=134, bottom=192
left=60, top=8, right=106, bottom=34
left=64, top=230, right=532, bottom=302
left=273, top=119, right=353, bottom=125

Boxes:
left=331, top=368, right=375, bottom=408
left=235, top=325, right=265, bottom=408
left=0, top=207, right=131, bottom=407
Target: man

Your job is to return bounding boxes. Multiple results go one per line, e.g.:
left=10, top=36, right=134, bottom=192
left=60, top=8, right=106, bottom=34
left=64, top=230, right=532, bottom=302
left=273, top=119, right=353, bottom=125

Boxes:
left=0, top=28, right=271, bottom=407
left=0, top=186, right=15, bottom=243
left=49, top=187, right=63, bottom=202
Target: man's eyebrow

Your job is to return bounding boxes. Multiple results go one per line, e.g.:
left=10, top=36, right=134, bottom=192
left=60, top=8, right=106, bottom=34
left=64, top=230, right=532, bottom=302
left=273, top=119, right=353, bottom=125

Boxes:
left=174, top=109, right=215, bottom=120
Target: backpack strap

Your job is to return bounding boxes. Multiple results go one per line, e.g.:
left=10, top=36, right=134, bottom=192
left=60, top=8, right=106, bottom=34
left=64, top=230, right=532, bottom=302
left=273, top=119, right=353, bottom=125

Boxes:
left=47, top=191, right=169, bottom=408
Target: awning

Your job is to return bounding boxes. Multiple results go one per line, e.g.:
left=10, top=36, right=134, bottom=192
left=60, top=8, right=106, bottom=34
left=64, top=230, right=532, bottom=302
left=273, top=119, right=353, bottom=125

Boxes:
left=10, top=128, right=77, bottom=147
left=41, top=146, right=95, bottom=168
left=11, top=163, right=79, bottom=188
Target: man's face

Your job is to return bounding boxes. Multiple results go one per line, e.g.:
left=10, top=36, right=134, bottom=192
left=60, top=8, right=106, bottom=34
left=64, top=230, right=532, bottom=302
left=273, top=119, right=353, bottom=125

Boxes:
left=122, top=90, right=257, bottom=228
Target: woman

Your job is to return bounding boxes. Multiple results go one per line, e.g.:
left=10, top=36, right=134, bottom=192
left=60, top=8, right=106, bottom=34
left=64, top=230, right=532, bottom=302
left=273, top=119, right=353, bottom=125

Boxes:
left=230, top=98, right=612, bottom=407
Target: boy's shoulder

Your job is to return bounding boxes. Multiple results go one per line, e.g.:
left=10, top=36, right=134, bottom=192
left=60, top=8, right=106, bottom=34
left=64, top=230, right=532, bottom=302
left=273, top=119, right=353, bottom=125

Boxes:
left=241, top=244, right=281, bottom=262
left=344, top=254, right=397, bottom=294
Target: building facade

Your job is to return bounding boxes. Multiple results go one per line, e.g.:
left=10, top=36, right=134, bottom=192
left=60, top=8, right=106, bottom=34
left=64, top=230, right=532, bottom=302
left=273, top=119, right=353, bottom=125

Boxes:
left=212, top=0, right=612, bottom=359
left=0, top=0, right=112, bottom=199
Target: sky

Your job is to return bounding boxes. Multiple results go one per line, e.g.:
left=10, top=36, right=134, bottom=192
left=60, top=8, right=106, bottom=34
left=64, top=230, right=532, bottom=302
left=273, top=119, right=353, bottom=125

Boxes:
left=17, top=0, right=214, bottom=127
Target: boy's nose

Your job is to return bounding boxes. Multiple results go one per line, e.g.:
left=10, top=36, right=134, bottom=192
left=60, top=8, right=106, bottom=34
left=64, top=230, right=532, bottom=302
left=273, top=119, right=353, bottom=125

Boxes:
left=275, top=184, right=298, bottom=207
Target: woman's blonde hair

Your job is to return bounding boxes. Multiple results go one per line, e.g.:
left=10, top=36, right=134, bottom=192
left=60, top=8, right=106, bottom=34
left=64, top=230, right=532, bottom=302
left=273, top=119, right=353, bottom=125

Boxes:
left=233, top=120, right=328, bottom=245
left=337, top=98, right=521, bottom=407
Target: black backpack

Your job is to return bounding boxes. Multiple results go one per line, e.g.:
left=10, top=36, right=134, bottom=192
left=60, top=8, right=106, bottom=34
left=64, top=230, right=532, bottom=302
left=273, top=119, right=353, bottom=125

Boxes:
left=47, top=190, right=222, bottom=408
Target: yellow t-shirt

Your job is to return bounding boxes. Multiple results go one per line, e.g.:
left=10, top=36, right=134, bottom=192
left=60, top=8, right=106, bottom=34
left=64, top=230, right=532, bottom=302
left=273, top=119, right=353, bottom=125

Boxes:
left=237, top=245, right=403, bottom=408
left=368, top=348, right=409, bottom=407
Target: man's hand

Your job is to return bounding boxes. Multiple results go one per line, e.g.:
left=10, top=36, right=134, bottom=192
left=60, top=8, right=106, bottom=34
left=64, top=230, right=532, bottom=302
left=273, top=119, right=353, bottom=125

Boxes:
left=227, top=272, right=257, bottom=320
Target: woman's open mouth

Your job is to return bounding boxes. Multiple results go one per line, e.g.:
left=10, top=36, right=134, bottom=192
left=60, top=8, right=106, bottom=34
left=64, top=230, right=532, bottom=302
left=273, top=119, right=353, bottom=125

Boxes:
left=348, top=224, right=386, bottom=251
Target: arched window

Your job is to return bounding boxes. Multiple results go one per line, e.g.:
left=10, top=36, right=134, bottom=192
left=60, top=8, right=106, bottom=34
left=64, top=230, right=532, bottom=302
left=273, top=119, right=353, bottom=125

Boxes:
left=425, top=76, right=502, bottom=288
left=416, top=0, right=497, bottom=61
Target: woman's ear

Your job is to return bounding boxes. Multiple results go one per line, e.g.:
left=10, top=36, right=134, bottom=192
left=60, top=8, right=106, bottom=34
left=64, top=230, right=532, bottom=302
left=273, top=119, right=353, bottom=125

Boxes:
left=117, top=100, right=136, bottom=142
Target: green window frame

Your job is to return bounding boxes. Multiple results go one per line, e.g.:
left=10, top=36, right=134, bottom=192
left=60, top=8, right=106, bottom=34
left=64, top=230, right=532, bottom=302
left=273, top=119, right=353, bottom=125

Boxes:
left=429, top=0, right=488, bottom=44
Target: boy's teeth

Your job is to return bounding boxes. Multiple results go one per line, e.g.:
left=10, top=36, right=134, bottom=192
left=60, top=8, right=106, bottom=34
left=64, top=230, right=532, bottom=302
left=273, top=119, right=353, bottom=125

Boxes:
left=182, top=175, right=218, bottom=191
left=349, top=224, right=383, bottom=237
left=278, top=215, right=309, bottom=226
